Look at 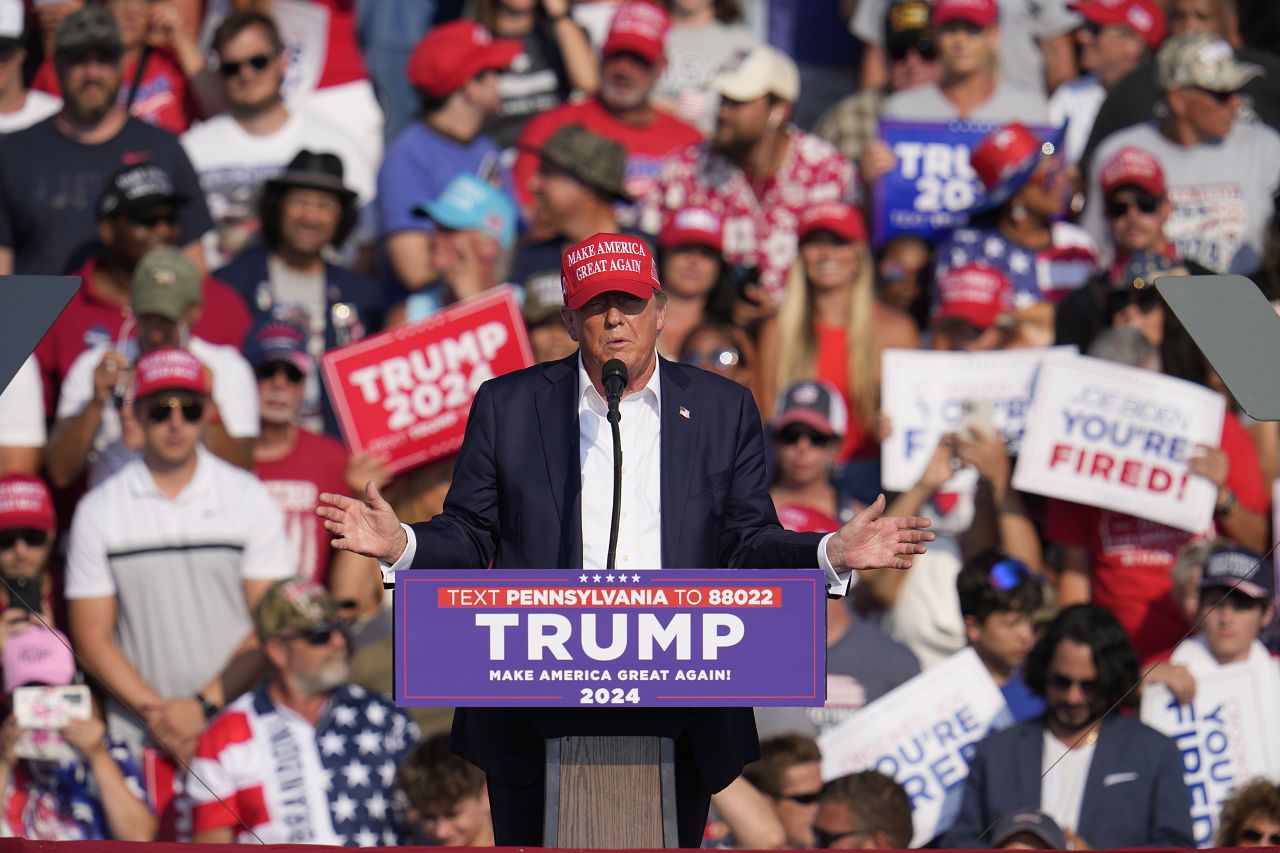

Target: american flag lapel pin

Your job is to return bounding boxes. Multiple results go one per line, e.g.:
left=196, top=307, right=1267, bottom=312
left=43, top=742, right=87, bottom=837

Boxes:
left=679, top=406, right=691, bottom=420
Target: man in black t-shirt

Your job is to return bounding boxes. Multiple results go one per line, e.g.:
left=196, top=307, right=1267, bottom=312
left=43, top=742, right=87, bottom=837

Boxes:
left=0, top=7, right=210, bottom=277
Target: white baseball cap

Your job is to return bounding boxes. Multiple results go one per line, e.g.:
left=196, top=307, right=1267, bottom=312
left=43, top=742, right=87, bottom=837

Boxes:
left=0, top=0, right=24, bottom=43
left=713, top=44, right=799, bottom=103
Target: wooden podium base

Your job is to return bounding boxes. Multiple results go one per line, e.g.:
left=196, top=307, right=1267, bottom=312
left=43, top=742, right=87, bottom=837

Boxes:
left=543, top=736, right=679, bottom=848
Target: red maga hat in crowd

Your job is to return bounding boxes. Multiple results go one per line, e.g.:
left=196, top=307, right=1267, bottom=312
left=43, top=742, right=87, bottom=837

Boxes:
left=1070, top=0, right=1166, bottom=51
left=407, top=20, right=522, bottom=98
left=561, top=233, right=662, bottom=310
left=1099, top=145, right=1167, bottom=198
left=798, top=201, right=867, bottom=243
left=935, top=264, right=1014, bottom=329
left=134, top=348, right=209, bottom=399
left=933, top=0, right=998, bottom=28
left=602, top=2, right=669, bottom=63
left=659, top=207, right=724, bottom=252
left=0, top=475, right=55, bottom=532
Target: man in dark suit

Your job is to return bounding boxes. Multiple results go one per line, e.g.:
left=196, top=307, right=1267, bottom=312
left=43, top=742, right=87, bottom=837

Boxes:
left=318, top=232, right=935, bottom=847
left=943, top=604, right=1194, bottom=849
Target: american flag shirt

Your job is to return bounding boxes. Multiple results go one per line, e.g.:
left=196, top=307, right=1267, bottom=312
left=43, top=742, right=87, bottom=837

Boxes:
left=934, top=223, right=1099, bottom=308
left=187, top=683, right=419, bottom=846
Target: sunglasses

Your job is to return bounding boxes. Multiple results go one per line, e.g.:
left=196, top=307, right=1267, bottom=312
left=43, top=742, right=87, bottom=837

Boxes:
left=939, top=20, right=984, bottom=36
left=145, top=396, right=204, bottom=424
left=219, top=52, right=275, bottom=77
left=888, top=36, right=937, bottom=62
left=1104, top=195, right=1161, bottom=218
left=255, top=361, right=305, bottom=384
left=812, top=827, right=876, bottom=848
left=0, top=529, right=49, bottom=550
left=778, top=789, right=822, bottom=805
left=1239, top=828, right=1280, bottom=845
left=680, top=348, right=741, bottom=371
left=1193, top=86, right=1240, bottom=103
left=128, top=210, right=178, bottom=228
left=988, top=558, right=1037, bottom=590
left=776, top=425, right=836, bottom=448
left=1048, top=673, right=1098, bottom=694
left=281, top=622, right=343, bottom=646
left=1107, top=284, right=1162, bottom=314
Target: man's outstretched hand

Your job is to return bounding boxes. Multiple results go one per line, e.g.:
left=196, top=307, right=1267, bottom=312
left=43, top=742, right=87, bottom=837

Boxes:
left=826, top=494, right=933, bottom=572
left=317, top=482, right=408, bottom=563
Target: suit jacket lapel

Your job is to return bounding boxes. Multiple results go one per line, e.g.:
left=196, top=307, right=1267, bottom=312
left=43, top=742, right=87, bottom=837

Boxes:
left=1018, top=723, right=1045, bottom=805
left=659, top=358, right=695, bottom=568
left=536, top=355, right=583, bottom=569
left=1078, top=718, right=1115, bottom=834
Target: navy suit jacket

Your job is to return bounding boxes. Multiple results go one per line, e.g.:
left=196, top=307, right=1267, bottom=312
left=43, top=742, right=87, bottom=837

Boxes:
left=942, top=715, right=1194, bottom=849
left=406, top=353, right=825, bottom=788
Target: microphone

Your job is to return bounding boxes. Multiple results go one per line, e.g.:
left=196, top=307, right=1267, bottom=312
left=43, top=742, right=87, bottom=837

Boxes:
left=601, top=359, right=627, bottom=571
left=602, top=359, right=627, bottom=424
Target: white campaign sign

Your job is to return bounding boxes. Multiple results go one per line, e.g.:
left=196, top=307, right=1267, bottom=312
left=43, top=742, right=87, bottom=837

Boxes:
left=1012, top=357, right=1224, bottom=533
left=880, top=347, right=1077, bottom=492
left=818, top=648, right=1013, bottom=847
left=1141, top=664, right=1280, bottom=847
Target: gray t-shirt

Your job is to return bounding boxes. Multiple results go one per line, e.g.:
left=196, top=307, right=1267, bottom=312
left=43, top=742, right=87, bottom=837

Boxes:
left=881, top=79, right=1050, bottom=124
left=754, top=613, right=921, bottom=738
left=653, top=23, right=759, bottom=135
left=851, top=0, right=1079, bottom=95
left=1084, top=120, right=1280, bottom=274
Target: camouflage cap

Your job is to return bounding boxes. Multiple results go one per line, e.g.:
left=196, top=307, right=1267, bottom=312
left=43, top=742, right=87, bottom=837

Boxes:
left=132, top=247, right=202, bottom=322
left=255, top=577, right=342, bottom=641
left=54, top=6, right=123, bottom=59
left=1157, top=34, right=1263, bottom=93
left=539, top=125, right=631, bottom=202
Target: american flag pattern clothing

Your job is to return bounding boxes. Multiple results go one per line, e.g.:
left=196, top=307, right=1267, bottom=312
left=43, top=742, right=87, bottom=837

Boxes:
left=934, top=223, right=1099, bottom=308
left=188, top=683, right=419, bottom=846
left=638, top=129, right=858, bottom=300
left=3, top=737, right=145, bottom=840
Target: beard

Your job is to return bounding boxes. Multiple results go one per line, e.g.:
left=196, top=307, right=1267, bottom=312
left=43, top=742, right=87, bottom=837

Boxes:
left=292, top=655, right=350, bottom=696
left=66, top=82, right=119, bottom=125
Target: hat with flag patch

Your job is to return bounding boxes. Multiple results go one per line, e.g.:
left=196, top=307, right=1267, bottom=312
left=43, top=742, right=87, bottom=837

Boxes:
left=560, top=233, right=661, bottom=311
left=968, top=122, right=1066, bottom=215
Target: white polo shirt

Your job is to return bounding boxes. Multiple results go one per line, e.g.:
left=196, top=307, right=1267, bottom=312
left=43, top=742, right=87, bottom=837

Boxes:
left=66, top=447, right=295, bottom=751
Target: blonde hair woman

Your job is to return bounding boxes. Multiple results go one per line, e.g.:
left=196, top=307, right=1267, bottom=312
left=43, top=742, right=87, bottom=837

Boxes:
left=770, top=202, right=918, bottom=470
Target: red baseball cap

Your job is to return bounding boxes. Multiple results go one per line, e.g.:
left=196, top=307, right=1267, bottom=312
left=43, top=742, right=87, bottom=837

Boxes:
left=933, top=0, right=998, bottom=28
left=134, top=349, right=209, bottom=399
left=659, top=207, right=723, bottom=252
left=0, top=475, right=54, bottom=532
left=1099, top=145, right=1166, bottom=198
left=797, top=201, right=867, bottom=243
left=407, top=20, right=522, bottom=98
left=561, top=233, right=662, bottom=311
left=1070, top=0, right=1166, bottom=50
left=935, top=264, right=1014, bottom=329
left=603, top=2, right=668, bottom=63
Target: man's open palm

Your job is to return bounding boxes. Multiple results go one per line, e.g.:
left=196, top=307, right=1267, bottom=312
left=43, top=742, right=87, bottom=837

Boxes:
left=827, top=494, right=933, bottom=572
left=317, top=482, right=407, bottom=563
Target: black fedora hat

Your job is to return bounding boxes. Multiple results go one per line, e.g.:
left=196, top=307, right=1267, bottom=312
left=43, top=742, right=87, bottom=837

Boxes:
left=265, top=150, right=357, bottom=201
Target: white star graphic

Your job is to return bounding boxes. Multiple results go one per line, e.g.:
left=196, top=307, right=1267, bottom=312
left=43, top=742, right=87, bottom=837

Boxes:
left=342, top=758, right=372, bottom=788
left=617, top=573, right=627, bottom=582
left=605, top=573, right=615, bottom=582
left=1008, top=251, right=1031, bottom=274
left=348, top=684, right=367, bottom=698
left=353, top=828, right=380, bottom=847
left=366, top=791, right=388, bottom=820
left=379, top=759, right=397, bottom=787
left=355, top=729, right=382, bottom=755
left=984, top=237, right=1005, bottom=258
left=592, top=574, right=602, bottom=582
left=632, top=574, right=641, bottom=582
left=332, top=792, right=358, bottom=822
left=579, top=574, right=589, bottom=583
left=951, top=247, right=967, bottom=267
left=382, top=830, right=399, bottom=845
left=319, top=731, right=345, bottom=756
left=364, top=702, right=388, bottom=727
left=333, top=704, right=358, bottom=727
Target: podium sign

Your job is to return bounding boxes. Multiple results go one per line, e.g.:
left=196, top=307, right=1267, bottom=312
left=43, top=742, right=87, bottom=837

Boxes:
left=395, top=569, right=827, bottom=708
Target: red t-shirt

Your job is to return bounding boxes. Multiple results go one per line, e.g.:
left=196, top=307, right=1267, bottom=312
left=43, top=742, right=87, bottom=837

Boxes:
left=36, top=257, right=251, bottom=413
left=312, top=0, right=368, bottom=89
left=813, top=322, right=875, bottom=464
left=1044, top=414, right=1268, bottom=660
left=33, top=49, right=197, bottom=133
left=513, top=97, right=702, bottom=210
left=254, top=429, right=349, bottom=585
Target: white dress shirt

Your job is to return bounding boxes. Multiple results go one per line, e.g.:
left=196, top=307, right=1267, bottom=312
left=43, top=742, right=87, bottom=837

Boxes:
left=384, top=357, right=849, bottom=594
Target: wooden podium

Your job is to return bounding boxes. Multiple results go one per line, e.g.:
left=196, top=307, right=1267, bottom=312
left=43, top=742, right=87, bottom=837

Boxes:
left=544, top=736, right=678, bottom=847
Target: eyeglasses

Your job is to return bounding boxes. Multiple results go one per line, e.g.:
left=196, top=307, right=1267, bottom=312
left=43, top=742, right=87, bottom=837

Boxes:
left=1238, top=827, right=1280, bottom=845
left=988, top=558, right=1037, bottom=590
left=255, top=361, right=305, bottom=384
left=1193, top=86, right=1240, bottom=104
left=0, top=529, right=49, bottom=550
left=680, top=348, right=741, bottom=371
left=1047, top=673, right=1098, bottom=694
left=218, top=52, right=275, bottom=77
left=812, top=826, right=876, bottom=848
left=1104, top=195, right=1161, bottom=218
left=280, top=622, right=342, bottom=646
left=128, top=209, right=178, bottom=228
left=776, top=424, right=837, bottom=448
left=888, top=36, right=937, bottom=62
left=145, top=396, right=204, bottom=424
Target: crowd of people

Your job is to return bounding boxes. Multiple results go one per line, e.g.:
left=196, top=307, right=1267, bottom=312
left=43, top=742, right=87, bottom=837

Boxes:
left=0, top=0, right=1276, bottom=846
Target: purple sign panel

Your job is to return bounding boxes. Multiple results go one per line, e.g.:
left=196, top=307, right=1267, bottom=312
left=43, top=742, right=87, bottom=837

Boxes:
left=395, top=569, right=827, bottom=708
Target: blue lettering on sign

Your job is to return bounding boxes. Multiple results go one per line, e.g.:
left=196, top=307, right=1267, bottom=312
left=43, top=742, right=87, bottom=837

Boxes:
left=1167, top=698, right=1236, bottom=846
left=866, top=709, right=991, bottom=809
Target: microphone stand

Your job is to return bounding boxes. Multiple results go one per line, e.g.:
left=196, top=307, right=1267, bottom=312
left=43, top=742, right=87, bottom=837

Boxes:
left=602, top=359, right=627, bottom=573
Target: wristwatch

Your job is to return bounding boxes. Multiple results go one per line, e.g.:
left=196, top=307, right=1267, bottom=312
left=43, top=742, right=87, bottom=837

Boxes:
left=195, top=693, right=220, bottom=721
left=1214, top=487, right=1238, bottom=517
